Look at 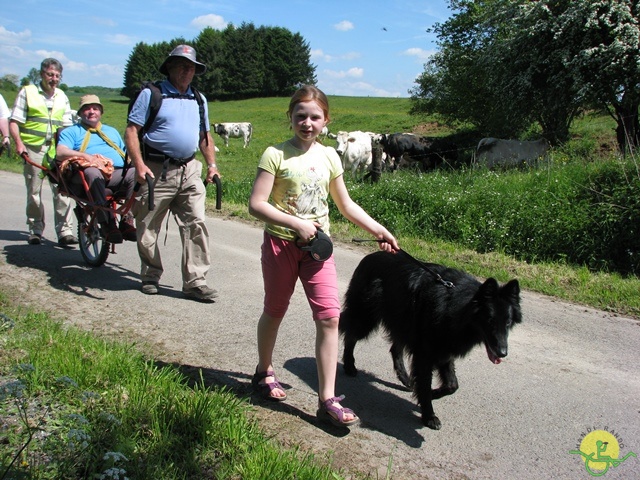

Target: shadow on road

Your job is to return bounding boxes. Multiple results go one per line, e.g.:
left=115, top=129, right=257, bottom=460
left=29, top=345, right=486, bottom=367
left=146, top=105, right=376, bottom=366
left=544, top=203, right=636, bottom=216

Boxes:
left=1, top=229, right=141, bottom=299
left=284, top=356, right=426, bottom=447
left=155, top=353, right=428, bottom=446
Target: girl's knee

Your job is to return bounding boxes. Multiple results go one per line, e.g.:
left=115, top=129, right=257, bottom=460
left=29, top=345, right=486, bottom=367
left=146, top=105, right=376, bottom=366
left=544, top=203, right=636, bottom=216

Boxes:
left=316, top=316, right=339, bottom=329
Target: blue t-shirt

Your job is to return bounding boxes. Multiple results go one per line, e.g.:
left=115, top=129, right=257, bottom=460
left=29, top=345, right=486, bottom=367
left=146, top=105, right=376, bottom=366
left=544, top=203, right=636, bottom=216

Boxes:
left=128, top=80, right=210, bottom=159
left=57, top=123, right=126, bottom=168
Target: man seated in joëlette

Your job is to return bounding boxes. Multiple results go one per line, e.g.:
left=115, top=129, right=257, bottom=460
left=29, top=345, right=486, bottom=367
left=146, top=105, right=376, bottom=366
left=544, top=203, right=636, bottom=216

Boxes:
left=56, top=95, right=136, bottom=243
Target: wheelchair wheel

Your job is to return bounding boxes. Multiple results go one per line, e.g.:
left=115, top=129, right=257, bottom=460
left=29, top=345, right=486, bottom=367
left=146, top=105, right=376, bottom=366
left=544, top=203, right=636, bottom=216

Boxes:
left=77, top=207, right=110, bottom=267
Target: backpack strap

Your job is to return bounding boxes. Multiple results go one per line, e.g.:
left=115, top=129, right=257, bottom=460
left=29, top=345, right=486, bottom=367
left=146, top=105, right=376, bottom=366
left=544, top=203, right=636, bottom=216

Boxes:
left=191, top=86, right=208, bottom=146
left=141, top=81, right=164, bottom=137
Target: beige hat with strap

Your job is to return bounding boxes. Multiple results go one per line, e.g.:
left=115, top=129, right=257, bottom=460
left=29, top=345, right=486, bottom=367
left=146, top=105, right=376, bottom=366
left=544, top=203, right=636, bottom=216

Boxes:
left=78, top=94, right=103, bottom=113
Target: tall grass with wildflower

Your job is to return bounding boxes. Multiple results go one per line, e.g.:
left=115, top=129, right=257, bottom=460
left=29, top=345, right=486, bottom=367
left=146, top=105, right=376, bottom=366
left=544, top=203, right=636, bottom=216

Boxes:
left=0, top=307, right=342, bottom=479
left=343, top=158, right=639, bottom=276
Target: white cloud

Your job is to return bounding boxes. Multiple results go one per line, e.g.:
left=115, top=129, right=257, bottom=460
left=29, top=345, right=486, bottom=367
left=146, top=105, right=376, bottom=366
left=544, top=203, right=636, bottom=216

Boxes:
left=323, top=67, right=364, bottom=79
left=311, top=49, right=332, bottom=62
left=32, top=49, right=69, bottom=64
left=191, top=14, right=227, bottom=30
left=318, top=78, right=400, bottom=98
left=105, top=34, right=135, bottom=46
left=334, top=20, right=354, bottom=32
left=91, top=17, right=117, bottom=27
left=311, top=49, right=361, bottom=63
left=0, top=26, right=31, bottom=46
left=63, top=60, right=87, bottom=72
left=403, top=47, right=435, bottom=62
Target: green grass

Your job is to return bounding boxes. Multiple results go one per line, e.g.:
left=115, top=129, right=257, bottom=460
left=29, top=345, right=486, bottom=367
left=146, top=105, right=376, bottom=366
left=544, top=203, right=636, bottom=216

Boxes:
left=0, top=299, right=343, bottom=479
left=2, top=88, right=638, bottom=319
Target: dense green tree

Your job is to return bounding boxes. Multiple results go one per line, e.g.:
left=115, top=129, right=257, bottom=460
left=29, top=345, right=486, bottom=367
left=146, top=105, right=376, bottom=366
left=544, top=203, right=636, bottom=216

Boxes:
left=410, top=0, right=532, bottom=138
left=219, top=23, right=264, bottom=99
left=261, top=27, right=316, bottom=97
left=27, top=68, right=40, bottom=85
left=121, top=25, right=316, bottom=101
left=193, top=27, right=226, bottom=99
left=19, top=68, right=40, bottom=86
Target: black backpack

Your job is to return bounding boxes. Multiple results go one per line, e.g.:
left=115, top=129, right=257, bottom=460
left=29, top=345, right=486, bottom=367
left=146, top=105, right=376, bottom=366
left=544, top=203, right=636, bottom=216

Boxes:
left=127, top=80, right=207, bottom=148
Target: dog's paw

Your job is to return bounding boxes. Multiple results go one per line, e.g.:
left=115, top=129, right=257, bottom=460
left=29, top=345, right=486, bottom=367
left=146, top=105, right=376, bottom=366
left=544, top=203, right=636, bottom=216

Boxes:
left=343, top=363, right=358, bottom=377
left=431, top=385, right=458, bottom=399
left=423, top=415, right=442, bottom=430
left=398, top=375, right=413, bottom=390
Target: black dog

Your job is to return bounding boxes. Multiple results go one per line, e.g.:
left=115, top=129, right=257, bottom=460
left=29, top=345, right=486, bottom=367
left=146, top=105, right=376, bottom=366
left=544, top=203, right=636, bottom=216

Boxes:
left=339, top=251, right=522, bottom=430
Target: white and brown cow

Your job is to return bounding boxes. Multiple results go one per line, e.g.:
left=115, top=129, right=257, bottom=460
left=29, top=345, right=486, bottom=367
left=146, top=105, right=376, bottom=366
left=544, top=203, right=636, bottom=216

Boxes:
left=212, top=122, right=253, bottom=148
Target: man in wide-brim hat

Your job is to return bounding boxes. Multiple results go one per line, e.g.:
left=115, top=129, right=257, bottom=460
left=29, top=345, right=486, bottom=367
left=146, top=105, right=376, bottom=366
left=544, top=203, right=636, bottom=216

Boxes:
left=125, top=44, right=220, bottom=302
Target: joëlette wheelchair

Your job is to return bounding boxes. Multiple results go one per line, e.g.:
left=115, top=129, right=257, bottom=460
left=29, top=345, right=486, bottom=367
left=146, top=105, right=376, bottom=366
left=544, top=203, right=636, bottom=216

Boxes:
left=21, top=152, right=222, bottom=268
left=21, top=151, right=154, bottom=267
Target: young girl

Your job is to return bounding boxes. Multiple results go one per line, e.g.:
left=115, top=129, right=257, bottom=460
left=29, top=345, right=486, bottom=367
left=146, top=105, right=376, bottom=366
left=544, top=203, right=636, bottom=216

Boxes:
left=248, top=85, right=399, bottom=427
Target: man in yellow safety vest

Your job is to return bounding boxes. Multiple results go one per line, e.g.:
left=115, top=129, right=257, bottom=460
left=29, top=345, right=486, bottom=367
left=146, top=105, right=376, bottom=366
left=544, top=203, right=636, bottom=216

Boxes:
left=10, top=58, right=77, bottom=246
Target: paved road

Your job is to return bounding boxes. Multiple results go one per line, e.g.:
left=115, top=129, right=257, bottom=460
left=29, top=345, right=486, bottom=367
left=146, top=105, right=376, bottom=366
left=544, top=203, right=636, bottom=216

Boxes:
left=1, top=170, right=638, bottom=479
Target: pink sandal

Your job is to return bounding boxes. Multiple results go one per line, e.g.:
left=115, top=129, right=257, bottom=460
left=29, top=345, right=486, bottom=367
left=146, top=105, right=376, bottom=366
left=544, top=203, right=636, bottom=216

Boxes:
left=317, top=395, right=359, bottom=427
left=251, top=369, right=287, bottom=402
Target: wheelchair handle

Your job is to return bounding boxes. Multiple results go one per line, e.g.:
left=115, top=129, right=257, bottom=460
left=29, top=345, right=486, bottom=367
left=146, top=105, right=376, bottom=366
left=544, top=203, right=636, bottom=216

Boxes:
left=204, top=174, right=222, bottom=210
left=134, top=173, right=155, bottom=211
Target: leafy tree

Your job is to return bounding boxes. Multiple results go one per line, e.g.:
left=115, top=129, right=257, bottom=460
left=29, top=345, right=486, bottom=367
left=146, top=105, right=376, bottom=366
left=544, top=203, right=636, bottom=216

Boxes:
left=0, top=74, right=19, bottom=91
left=217, top=23, right=264, bottom=99
left=410, top=0, right=533, bottom=138
left=411, top=0, right=640, bottom=150
left=27, top=68, right=40, bottom=85
left=261, top=27, right=316, bottom=97
left=562, top=0, right=640, bottom=153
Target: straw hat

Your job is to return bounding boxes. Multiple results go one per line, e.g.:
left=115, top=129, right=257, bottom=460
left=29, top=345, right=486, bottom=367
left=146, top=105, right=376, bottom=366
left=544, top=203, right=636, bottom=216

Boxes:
left=78, top=94, right=103, bottom=112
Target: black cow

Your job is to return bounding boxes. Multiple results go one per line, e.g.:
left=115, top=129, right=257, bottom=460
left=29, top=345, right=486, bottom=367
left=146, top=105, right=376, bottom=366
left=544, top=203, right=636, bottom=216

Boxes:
left=380, top=134, right=457, bottom=172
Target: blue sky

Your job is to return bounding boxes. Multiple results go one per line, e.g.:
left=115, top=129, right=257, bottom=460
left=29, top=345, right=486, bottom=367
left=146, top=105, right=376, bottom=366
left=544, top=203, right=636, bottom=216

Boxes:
left=1, top=0, right=453, bottom=98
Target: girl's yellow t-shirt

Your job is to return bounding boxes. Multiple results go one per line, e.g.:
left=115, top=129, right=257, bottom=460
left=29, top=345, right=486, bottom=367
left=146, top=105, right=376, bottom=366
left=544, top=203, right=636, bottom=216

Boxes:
left=258, top=140, right=344, bottom=241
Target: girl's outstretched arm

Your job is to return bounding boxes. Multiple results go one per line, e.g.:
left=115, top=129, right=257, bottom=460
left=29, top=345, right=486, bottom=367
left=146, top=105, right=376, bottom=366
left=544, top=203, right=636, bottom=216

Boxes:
left=329, top=175, right=399, bottom=252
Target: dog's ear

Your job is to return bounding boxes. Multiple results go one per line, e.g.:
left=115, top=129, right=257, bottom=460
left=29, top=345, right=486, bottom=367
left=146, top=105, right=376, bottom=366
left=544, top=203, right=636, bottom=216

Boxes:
left=501, top=279, right=520, bottom=298
left=478, top=278, right=499, bottom=298
left=502, top=279, right=522, bottom=323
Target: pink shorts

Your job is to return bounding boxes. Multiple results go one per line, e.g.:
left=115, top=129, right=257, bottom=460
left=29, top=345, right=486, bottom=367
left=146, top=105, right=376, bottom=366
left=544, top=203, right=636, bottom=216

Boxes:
left=261, top=232, right=340, bottom=321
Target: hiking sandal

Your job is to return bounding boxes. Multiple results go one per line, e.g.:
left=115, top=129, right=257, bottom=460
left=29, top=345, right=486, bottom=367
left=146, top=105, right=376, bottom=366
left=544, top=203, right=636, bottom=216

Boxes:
left=317, top=395, right=359, bottom=427
left=251, top=369, right=287, bottom=402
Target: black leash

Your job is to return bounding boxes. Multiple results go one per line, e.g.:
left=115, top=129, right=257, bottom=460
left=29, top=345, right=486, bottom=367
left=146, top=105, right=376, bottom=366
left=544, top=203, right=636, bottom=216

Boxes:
left=351, top=238, right=455, bottom=288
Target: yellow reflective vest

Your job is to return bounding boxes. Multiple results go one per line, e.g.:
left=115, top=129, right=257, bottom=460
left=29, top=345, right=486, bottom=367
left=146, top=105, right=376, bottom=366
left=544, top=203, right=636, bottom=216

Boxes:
left=21, top=84, right=67, bottom=166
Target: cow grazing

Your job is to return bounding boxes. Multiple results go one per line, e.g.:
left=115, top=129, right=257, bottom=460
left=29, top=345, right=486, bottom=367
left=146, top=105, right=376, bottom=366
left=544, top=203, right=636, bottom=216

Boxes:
left=329, top=130, right=373, bottom=180
left=380, top=133, right=455, bottom=171
left=476, top=138, right=549, bottom=169
left=212, top=122, right=253, bottom=148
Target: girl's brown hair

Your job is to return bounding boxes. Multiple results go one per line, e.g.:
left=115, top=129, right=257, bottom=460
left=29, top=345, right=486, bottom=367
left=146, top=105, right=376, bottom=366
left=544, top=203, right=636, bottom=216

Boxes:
left=287, top=85, right=331, bottom=124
